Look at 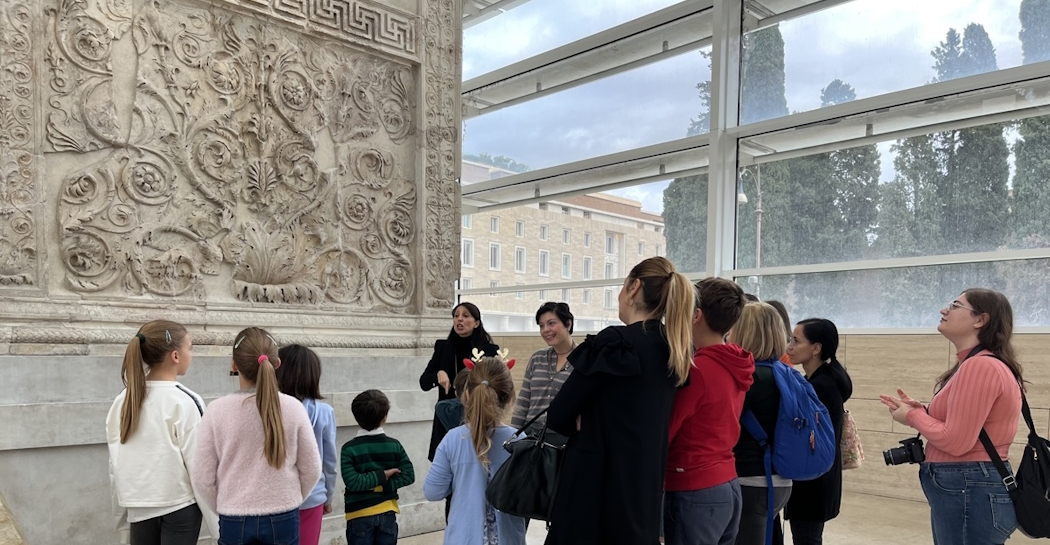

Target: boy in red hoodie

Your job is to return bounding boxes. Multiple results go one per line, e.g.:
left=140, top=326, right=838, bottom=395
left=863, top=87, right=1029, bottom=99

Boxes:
left=664, top=277, right=754, bottom=545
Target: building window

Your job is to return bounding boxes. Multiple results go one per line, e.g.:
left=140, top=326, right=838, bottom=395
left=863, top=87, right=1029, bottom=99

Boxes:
left=461, top=239, right=474, bottom=267
left=515, top=221, right=524, bottom=237
left=490, top=216, right=499, bottom=233
left=462, top=215, right=472, bottom=229
left=584, top=233, right=591, bottom=247
left=539, top=250, right=550, bottom=276
left=489, top=243, right=501, bottom=270
left=605, top=262, right=614, bottom=279
left=514, top=246, right=526, bottom=273
left=638, top=242, right=645, bottom=255
left=606, top=234, right=616, bottom=254
left=515, top=283, right=524, bottom=299
left=583, top=257, right=592, bottom=280
left=489, top=281, right=499, bottom=297
left=562, top=206, right=570, bottom=214
left=604, top=289, right=615, bottom=309
left=583, top=211, right=592, bottom=219
left=563, top=229, right=571, bottom=244
left=540, top=225, right=548, bottom=241
left=562, top=254, right=571, bottom=279
left=583, top=289, right=591, bottom=304
left=539, top=289, right=547, bottom=300
left=655, top=244, right=662, bottom=256
left=461, top=277, right=472, bottom=290
left=562, top=288, right=570, bottom=301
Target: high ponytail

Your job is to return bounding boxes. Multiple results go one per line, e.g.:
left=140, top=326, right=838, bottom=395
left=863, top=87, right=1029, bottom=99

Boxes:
left=626, top=257, right=697, bottom=386
left=461, top=358, right=515, bottom=468
left=119, top=320, right=188, bottom=443
left=232, top=327, right=286, bottom=468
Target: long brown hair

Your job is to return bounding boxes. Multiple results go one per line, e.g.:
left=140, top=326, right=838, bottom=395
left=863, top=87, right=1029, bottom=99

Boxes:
left=936, top=289, right=1024, bottom=393
left=233, top=327, right=285, bottom=468
left=627, top=256, right=695, bottom=386
left=120, top=320, right=188, bottom=443
left=461, top=357, right=515, bottom=468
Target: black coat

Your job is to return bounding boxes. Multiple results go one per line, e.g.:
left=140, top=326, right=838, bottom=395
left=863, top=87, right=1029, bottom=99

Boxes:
left=418, top=337, right=498, bottom=461
left=784, top=361, right=853, bottom=522
left=544, top=320, right=678, bottom=545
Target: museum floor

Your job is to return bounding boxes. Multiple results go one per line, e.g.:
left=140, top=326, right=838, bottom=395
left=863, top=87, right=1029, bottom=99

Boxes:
left=398, top=491, right=1041, bottom=545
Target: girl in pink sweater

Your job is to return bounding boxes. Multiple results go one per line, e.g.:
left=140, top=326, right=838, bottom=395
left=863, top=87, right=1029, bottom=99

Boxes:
left=192, top=327, right=322, bottom=545
left=881, top=289, right=1023, bottom=545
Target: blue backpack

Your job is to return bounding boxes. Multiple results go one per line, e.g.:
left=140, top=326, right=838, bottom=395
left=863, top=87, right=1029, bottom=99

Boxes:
left=741, top=360, right=836, bottom=545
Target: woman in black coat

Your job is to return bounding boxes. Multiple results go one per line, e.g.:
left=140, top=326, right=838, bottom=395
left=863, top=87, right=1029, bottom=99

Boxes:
left=784, top=318, right=853, bottom=545
left=418, top=302, right=498, bottom=461
left=544, top=257, right=695, bottom=545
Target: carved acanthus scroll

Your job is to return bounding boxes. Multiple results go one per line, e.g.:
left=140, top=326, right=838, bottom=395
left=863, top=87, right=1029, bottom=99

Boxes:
left=0, top=0, right=38, bottom=286
left=52, top=0, right=420, bottom=310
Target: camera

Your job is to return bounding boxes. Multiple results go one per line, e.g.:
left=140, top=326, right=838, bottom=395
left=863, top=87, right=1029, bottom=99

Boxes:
left=884, top=435, right=926, bottom=466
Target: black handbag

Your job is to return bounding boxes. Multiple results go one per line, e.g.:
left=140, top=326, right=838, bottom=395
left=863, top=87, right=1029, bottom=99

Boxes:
left=979, top=393, right=1050, bottom=538
left=485, top=408, right=566, bottom=520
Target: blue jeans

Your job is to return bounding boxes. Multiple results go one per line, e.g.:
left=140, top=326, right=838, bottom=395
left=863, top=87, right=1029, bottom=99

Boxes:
left=664, top=479, right=742, bottom=545
left=218, top=509, right=299, bottom=545
left=346, top=512, right=397, bottom=545
left=919, top=462, right=1017, bottom=545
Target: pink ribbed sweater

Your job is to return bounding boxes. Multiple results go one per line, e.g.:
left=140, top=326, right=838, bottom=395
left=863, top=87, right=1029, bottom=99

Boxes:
left=192, top=392, right=321, bottom=516
left=907, top=349, right=1021, bottom=463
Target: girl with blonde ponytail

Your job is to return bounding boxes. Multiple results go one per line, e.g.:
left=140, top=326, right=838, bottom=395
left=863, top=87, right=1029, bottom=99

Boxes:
left=544, top=256, right=696, bottom=545
left=424, top=356, right=527, bottom=545
left=191, top=327, right=321, bottom=545
left=105, top=320, right=219, bottom=545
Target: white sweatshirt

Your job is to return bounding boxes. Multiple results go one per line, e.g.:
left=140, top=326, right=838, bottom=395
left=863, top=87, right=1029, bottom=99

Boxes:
left=106, top=381, right=219, bottom=541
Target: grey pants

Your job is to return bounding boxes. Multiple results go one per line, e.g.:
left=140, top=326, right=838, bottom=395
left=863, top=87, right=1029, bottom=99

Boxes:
left=735, top=485, right=791, bottom=545
left=129, top=503, right=203, bottom=545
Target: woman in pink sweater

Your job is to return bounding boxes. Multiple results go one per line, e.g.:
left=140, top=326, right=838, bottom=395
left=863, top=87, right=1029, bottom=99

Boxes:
left=881, top=289, right=1023, bottom=545
left=192, top=327, right=321, bottom=545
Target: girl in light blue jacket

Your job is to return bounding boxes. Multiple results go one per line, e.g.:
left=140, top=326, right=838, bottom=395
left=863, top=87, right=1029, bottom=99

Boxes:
left=277, top=344, right=337, bottom=545
left=424, top=356, right=526, bottom=545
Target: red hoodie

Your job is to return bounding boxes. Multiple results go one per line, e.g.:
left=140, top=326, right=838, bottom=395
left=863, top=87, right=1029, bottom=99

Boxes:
left=665, top=343, right=755, bottom=491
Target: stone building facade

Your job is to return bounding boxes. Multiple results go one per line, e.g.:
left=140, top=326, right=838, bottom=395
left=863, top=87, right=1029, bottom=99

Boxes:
left=459, top=160, right=667, bottom=331
left=0, top=0, right=463, bottom=542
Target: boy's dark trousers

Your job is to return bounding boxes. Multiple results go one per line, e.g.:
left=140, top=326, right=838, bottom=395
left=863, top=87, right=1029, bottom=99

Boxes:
left=346, top=511, right=398, bottom=545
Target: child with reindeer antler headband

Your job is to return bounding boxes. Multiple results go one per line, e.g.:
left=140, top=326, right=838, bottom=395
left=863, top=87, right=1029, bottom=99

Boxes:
left=424, top=350, right=527, bottom=545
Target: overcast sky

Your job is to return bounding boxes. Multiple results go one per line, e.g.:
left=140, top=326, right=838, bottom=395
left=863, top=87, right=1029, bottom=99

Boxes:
left=462, top=0, right=1027, bottom=214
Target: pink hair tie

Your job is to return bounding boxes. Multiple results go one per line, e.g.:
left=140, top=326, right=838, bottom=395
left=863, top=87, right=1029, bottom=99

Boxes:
left=258, top=355, right=269, bottom=364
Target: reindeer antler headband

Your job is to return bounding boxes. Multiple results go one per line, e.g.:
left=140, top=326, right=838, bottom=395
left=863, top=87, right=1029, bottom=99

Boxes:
left=463, top=347, right=515, bottom=370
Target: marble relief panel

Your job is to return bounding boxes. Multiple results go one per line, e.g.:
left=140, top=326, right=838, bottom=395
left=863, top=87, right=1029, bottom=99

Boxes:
left=47, top=0, right=423, bottom=311
left=0, top=1, right=38, bottom=287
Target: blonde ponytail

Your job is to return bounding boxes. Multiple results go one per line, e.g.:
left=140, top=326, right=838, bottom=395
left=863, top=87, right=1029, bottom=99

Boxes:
left=462, top=358, right=515, bottom=468
left=256, top=357, right=286, bottom=468
left=232, top=327, right=285, bottom=468
left=662, top=271, right=695, bottom=386
left=119, top=337, right=148, bottom=444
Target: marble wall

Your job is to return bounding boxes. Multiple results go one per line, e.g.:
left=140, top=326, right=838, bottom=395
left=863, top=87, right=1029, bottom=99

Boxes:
left=0, top=0, right=463, bottom=542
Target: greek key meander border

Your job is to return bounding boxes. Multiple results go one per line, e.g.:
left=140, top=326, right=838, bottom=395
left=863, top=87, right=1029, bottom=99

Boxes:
left=216, top=0, right=420, bottom=60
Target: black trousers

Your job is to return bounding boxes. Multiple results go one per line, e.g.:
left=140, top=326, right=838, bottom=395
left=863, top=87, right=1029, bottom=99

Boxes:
left=129, top=503, right=203, bottom=545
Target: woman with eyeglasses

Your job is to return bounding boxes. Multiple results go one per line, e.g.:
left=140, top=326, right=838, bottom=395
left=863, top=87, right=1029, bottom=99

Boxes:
left=510, top=302, right=576, bottom=435
left=783, top=318, right=852, bottom=545
left=881, top=290, right=1023, bottom=545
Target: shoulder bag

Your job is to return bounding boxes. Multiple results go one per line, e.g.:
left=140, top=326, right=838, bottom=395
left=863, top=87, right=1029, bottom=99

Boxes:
left=485, top=408, right=565, bottom=520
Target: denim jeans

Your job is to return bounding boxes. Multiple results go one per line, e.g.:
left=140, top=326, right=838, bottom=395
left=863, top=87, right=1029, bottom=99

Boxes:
left=346, top=512, right=397, bottom=545
left=218, top=509, right=300, bottom=545
left=919, top=461, right=1017, bottom=545
left=664, top=479, right=742, bottom=545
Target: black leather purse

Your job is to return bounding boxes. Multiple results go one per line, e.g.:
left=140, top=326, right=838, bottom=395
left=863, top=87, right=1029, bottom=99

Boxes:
left=485, top=408, right=566, bottom=520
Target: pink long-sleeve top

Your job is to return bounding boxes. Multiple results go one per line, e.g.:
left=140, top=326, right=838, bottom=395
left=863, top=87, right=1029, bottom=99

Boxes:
left=192, top=392, right=322, bottom=516
left=906, top=349, right=1021, bottom=462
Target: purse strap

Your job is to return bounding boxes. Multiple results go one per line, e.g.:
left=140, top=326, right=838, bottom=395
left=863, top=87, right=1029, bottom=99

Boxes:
left=504, top=408, right=550, bottom=447
left=978, top=394, right=1032, bottom=496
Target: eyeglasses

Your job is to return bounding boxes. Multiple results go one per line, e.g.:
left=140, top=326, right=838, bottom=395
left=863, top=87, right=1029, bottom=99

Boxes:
left=947, top=300, right=977, bottom=313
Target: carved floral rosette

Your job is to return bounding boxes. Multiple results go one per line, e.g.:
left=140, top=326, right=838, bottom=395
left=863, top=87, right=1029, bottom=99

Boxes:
left=52, top=0, right=424, bottom=311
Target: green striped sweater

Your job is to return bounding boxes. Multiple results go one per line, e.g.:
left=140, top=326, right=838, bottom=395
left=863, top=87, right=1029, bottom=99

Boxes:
left=340, top=434, right=415, bottom=514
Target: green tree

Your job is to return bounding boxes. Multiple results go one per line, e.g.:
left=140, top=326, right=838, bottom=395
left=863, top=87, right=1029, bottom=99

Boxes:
left=462, top=152, right=530, bottom=173
left=740, top=26, right=789, bottom=125
left=1020, top=0, right=1050, bottom=64
left=663, top=174, right=708, bottom=273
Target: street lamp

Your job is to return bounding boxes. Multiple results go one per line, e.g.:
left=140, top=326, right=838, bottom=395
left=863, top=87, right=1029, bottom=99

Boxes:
left=738, top=166, right=762, bottom=297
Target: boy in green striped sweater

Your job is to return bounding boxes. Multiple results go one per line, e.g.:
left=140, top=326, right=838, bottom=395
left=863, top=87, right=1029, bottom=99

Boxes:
left=341, top=389, right=415, bottom=545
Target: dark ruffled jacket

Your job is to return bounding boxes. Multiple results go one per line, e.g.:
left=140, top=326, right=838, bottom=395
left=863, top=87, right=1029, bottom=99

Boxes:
left=544, top=320, right=679, bottom=545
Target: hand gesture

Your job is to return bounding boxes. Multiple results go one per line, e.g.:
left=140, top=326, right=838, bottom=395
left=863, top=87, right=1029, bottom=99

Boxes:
left=879, top=389, right=923, bottom=426
left=383, top=468, right=401, bottom=480
left=437, top=370, right=451, bottom=394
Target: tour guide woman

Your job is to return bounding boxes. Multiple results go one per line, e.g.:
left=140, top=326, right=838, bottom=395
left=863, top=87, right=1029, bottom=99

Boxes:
left=881, top=289, right=1023, bottom=545
left=419, top=302, right=498, bottom=461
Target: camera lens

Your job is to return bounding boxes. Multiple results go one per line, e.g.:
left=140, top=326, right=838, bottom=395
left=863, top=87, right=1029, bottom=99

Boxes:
left=883, top=446, right=906, bottom=466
